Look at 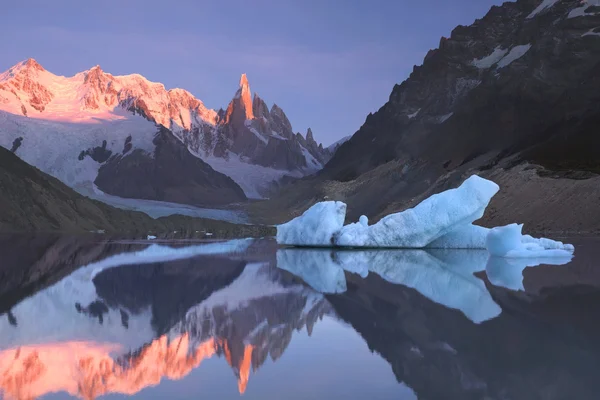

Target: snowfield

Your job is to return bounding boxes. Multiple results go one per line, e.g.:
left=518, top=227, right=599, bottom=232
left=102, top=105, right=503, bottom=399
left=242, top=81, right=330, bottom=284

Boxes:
left=0, top=109, right=157, bottom=188
left=276, top=175, right=574, bottom=258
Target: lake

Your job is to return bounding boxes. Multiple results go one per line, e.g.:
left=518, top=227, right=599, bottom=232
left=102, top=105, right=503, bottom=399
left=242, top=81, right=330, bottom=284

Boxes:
left=0, top=235, right=599, bottom=400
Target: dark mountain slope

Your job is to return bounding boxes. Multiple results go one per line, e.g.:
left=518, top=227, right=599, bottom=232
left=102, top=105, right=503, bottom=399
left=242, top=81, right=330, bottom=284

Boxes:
left=251, top=0, right=600, bottom=232
left=0, top=145, right=272, bottom=235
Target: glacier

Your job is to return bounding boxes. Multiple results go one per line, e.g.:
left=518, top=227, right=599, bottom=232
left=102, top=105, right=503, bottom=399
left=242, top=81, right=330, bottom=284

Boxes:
left=276, top=175, right=574, bottom=258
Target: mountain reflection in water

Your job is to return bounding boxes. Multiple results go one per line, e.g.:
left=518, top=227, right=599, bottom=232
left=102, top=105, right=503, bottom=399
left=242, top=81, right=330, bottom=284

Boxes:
left=0, top=235, right=599, bottom=400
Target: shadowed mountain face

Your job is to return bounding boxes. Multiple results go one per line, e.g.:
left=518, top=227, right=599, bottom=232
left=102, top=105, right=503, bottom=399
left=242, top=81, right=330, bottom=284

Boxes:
left=0, top=145, right=275, bottom=234
left=95, top=127, right=247, bottom=206
left=258, top=0, right=600, bottom=230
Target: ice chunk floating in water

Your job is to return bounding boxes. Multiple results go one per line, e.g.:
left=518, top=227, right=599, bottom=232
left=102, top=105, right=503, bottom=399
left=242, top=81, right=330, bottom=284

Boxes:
left=277, top=201, right=346, bottom=246
left=486, top=224, right=574, bottom=258
left=277, top=175, right=574, bottom=257
left=334, top=175, right=499, bottom=248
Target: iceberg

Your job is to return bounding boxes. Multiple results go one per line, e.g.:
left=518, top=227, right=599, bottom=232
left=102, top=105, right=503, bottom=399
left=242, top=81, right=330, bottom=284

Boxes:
left=486, top=224, right=573, bottom=258
left=277, top=201, right=346, bottom=247
left=334, top=175, right=499, bottom=248
left=276, top=174, right=574, bottom=258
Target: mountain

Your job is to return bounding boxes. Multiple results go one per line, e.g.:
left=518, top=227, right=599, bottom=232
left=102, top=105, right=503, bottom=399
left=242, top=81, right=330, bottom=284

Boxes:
left=257, top=0, right=600, bottom=232
left=0, top=145, right=273, bottom=235
left=0, top=60, right=330, bottom=202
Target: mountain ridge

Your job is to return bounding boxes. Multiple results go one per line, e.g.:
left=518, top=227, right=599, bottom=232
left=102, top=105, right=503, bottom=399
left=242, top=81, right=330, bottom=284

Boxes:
left=250, top=0, right=600, bottom=232
left=0, top=59, right=333, bottom=201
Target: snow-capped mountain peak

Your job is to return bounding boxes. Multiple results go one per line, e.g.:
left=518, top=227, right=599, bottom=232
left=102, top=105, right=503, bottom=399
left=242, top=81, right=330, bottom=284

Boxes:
left=0, top=60, right=333, bottom=201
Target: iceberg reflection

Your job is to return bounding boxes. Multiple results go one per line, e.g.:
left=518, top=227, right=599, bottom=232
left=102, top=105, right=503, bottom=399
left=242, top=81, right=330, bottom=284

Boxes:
left=277, top=248, right=500, bottom=323
left=486, top=255, right=573, bottom=291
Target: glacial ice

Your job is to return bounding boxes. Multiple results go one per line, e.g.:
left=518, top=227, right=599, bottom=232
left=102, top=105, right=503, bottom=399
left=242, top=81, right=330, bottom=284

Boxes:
left=334, top=175, right=499, bottom=248
left=277, top=201, right=347, bottom=246
left=486, top=224, right=574, bottom=258
left=276, top=175, right=575, bottom=259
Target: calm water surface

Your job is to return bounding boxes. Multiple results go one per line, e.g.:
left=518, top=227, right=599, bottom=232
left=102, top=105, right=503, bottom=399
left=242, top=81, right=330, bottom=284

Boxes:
left=0, top=235, right=599, bottom=400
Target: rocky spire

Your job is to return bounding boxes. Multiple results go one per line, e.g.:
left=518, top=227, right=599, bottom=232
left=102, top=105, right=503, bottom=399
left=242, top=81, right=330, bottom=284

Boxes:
left=223, top=74, right=254, bottom=125
left=236, top=73, right=254, bottom=120
left=306, top=128, right=315, bottom=144
left=270, top=104, right=293, bottom=138
left=252, top=92, right=270, bottom=120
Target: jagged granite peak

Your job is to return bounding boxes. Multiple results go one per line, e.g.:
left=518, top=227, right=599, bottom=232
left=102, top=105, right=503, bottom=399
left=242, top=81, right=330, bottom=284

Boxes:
left=223, top=73, right=255, bottom=125
left=269, top=103, right=293, bottom=138
left=0, top=61, right=331, bottom=200
left=252, top=92, right=270, bottom=120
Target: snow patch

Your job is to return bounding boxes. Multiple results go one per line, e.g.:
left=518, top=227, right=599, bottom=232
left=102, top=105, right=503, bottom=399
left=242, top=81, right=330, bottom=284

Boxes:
left=472, top=47, right=508, bottom=69
left=407, top=109, right=421, bottom=119
left=438, top=112, right=454, bottom=123
left=569, top=0, right=600, bottom=18
left=496, top=44, right=532, bottom=68
left=527, top=0, right=561, bottom=18
left=582, top=28, right=600, bottom=37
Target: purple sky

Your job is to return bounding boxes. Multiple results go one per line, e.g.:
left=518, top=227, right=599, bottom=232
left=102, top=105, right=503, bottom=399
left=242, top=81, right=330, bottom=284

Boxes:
left=0, top=0, right=505, bottom=146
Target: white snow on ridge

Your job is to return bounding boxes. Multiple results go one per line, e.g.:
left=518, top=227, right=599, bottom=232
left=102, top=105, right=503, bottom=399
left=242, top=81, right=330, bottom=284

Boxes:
left=472, top=47, right=509, bottom=69
left=527, top=0, right=561, bottom=18
left=326, top=135, right=352, bottom=153
left=496, top=44, right=532, bottom=68
left=300, top=145, right=323, bottom=172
